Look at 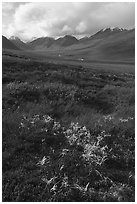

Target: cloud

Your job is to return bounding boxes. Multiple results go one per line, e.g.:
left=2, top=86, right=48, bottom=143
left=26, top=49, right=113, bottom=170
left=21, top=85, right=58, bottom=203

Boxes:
left=76, top=22, right=87, bottom=33
left=2, top=2, right=135, bottom=41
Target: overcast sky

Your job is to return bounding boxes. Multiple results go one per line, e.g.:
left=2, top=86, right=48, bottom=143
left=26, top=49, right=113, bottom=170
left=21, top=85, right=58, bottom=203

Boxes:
left=2, top=2, right=135, bottom=41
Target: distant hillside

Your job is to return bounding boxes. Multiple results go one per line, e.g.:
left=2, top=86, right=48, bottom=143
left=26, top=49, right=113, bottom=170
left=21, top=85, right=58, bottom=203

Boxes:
left=99, top=29, right=135, bottom=59
left=54, top=35, right=78, bottom=47
left=28, top=37, right=55, bottom=50
left=2, top=36, right=20, bottom=50
left=62, top=28, right=135, bottom=61
left=89, top=27, right=128, bottom=40
left=9, top=36, right=30, bottom=50
left=27, top=35, right=78, bottom=50
left=79, top=36, right=89, bottom=43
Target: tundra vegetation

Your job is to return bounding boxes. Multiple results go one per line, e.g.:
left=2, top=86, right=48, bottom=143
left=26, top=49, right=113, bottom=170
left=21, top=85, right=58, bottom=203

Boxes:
left=3, top=59, right=135, bottom=201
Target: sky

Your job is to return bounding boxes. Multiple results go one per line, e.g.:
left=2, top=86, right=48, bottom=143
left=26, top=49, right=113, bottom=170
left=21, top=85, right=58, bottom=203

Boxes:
left=2, top=2, right=135, bottom=41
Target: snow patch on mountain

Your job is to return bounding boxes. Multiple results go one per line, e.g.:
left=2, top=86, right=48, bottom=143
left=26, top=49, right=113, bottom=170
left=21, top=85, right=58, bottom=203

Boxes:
left=102, top=27, right=127, bottom=32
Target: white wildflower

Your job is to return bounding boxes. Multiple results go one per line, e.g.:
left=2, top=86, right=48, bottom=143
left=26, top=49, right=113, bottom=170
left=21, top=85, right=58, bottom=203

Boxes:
left=37, top=156, right=46, bottom=166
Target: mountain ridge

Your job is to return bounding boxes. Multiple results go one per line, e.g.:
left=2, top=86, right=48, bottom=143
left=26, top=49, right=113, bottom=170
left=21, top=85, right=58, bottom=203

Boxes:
left=7, top=27, right=134, bottom=49
left=2, top=27, right=135, bottom=62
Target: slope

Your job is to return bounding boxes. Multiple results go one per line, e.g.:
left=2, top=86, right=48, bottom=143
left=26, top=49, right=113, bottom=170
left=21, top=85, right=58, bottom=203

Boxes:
left=60, top=29, right=135, bottom=62
left=9, top=36, right=30, bottom=50
left=2, top=36, right=20, bottom=50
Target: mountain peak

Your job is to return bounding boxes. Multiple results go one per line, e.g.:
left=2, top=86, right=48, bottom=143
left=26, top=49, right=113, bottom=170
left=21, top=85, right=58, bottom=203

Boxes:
left=9, top=36, right=21, bottom=41
left=54, top=35, right=78, bottom=47
left=64, top=35, right=77, bottom=39
left=89, top=27, right=128, bottom=39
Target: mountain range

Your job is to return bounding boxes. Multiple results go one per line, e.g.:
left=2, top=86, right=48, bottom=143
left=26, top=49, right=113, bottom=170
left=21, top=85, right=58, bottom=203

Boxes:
left=2, top=27, right=135, bottom=62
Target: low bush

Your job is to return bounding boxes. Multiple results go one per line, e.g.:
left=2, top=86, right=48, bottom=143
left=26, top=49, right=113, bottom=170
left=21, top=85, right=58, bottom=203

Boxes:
left=2, top=59, right=135, bottom=201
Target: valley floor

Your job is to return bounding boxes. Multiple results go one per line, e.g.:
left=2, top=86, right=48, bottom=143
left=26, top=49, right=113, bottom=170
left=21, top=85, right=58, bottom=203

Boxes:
left=2, top=53, right=135, bottom=201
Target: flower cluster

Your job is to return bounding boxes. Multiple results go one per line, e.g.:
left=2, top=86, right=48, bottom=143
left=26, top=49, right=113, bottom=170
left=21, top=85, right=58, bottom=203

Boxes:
left=6, top=81, right=28, bottom=89
left=19, top=114, right=65, bottom=147
left=64, top=122, right=108, bottom=166
left=119, top=117, right=134, bottom=123
left=83, top=143, right=108, bottom=166
left=19, top=114, right=54, bottom=130
left=103, top=115, right=114, bottom=122
left=65, top=122, right=91, bottom=146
